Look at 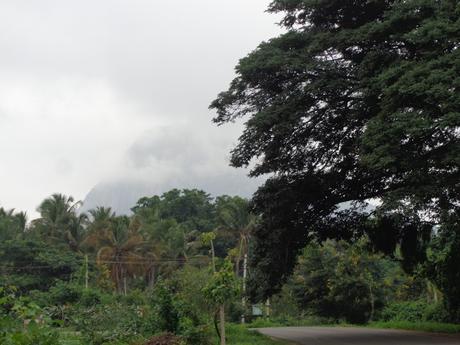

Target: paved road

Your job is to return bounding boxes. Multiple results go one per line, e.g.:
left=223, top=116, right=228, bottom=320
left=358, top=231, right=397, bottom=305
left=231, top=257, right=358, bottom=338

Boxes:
left=256, top=327, right=460, bottom=345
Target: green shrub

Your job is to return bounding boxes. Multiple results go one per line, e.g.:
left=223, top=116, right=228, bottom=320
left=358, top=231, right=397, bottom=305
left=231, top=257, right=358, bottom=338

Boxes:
left=151, top=284, right=180, bottom=333
left=379, top=300, right=452, bottom=323
left=79, top=289, right=103, bottom=307
left=380, top=301, right=427, bottom=322
left=48, top=281, right=82, bottom=305
left=119, top=289, right=147, bottom=306
left=369, top=320, right=460, bottom=334
left=71, top=303, right=145, bottom=345
left=248, top=315, right=335, bottom=328
left=423, top=302, right=450, bottom=323
left=0, top=317, right=59, bottom=345
left=141, top=282, right=212, bottom=345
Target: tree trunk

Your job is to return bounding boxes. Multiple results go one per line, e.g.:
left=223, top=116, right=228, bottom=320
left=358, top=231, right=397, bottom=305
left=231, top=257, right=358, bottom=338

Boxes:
left=211, top=240, right=216, bottom=273
left=214, top=309, right=221, bottom=340
left=241, top=253, right=248, bottom=324
left=265, top=298, right=270, bottom=318
left=369, top=283, right=375, bottom=322
left=219, top=304, right=226, bottom=345
left=235, top=236, right=244, bottom=276
left=148, top=265, right=156, bottom=289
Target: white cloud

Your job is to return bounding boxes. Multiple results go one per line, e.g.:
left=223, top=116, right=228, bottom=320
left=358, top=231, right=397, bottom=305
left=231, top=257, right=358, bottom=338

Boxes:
left=0, top=0, right=282, bottom=218
left=0, top=77, right=151, bottom=216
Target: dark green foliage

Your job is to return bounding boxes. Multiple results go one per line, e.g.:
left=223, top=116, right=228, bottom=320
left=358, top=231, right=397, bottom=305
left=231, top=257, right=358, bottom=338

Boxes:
left=33, top=194, right=87, bottom=251
left=287, top=240, right=403, bottom=324
left=381, top=300, right=450, bottom=323
left=427, top=212, right=460, bottom=322
left=132, top=189, right=253, bottom=262
left=213, top=195, right=252, bottom=257
left=141, top=281, right=212, bottom=345
left=47, top=281, right=82, bottom=305
left=381, top=301, right=429, bottom=323
left=0, top=240, right=81, bottom=291
left=151, top=283, right=180, bottom=333
left=133, top=189, right=215, bottom=233
left=71, top=303, right=145, bottom=345
left=211, top=0, right=460, bottom=305
left=0, top=317, right=59, bottom=345
left=0, top=287, right=60, bottom=345
left=424, top=302, right=452, bottom=323
left=79, top=288, right=104, bottom=307
left=0, top=208, right=27, bottom=242
left=0, top=189, right=253, bottom=343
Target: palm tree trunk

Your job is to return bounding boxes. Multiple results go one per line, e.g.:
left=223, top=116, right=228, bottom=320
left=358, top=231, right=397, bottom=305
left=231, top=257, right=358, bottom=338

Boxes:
left=219, top=304, right=226, bottom=345
left=148, top=265, right=156, bottom=289
left=123, top=269, right=127, bottom=296
left=235, top=236, right=244, bottom=276
left=210, top=239, right=216, bottom=273
left=241, top=253, right=248, bottom=324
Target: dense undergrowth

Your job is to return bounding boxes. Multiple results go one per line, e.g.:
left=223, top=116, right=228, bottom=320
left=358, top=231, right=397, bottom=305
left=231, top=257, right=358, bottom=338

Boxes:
left=1, top=191, right=459, bottom=345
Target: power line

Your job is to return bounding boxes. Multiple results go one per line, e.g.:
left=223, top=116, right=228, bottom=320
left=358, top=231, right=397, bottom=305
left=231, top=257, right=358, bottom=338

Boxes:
left=0, top=257, right=212, bottom=270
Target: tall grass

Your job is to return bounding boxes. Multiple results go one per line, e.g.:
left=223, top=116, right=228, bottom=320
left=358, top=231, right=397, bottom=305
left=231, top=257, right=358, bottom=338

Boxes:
left=217, top=324, right=289, bottom=345
left=368, top=321, right=460, bottom=334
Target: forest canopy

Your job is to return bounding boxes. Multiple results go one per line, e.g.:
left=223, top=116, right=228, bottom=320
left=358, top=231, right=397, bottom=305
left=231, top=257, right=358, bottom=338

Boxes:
left=211, top=0, right=460, bottom=317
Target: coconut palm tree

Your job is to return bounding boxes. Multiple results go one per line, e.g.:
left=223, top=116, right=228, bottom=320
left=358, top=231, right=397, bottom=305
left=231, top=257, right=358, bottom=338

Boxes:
left=135, top=214, right=185, bottom=286
left=214, top=196, right=257, bottom=275
left=88, top=207, right=116, bottom=228
left=0, top=208, right=27, bottom=241
left=33, top=194, right=81, bottom=243
left=86, top=216, right=145, bottom=294
left=66, top=213, right=89, bottom=252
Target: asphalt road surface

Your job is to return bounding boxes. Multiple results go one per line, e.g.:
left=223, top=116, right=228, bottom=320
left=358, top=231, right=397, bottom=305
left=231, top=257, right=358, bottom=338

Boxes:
left=256, top=327, right=460, bottom=345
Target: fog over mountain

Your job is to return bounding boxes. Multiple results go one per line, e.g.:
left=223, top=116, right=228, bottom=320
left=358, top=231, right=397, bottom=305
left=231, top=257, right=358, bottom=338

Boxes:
left=80, top=173, right=262, bottom=215
left=80, top=124, right=264, bottom=214
left=0, top=0, right=280, bottom=218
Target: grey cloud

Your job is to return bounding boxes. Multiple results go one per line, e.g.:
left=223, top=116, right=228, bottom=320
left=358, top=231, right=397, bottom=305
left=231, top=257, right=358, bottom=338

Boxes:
left=0, top=0, right=281, bottom=217
left=81, top=124, right=264, bottom=214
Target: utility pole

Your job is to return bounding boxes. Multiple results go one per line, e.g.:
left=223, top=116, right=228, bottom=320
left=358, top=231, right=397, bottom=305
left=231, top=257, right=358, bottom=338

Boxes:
left=241, top=253, right=248, bottom=324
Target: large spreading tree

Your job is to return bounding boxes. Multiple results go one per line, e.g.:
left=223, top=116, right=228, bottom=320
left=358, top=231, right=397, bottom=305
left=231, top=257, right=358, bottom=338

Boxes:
left=211, top=0, right=460, bottom=310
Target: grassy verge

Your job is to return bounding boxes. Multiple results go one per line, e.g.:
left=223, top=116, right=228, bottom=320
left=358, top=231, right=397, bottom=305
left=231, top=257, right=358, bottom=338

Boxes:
left=60, top=326, right=289, bottom=345
left=244, top=316, right=335, bottom=329
left=367, top=321, right=460, bottom=334
left=245, top=318, right=460, bottom=335
left=220, top=324, right=292, bottom=345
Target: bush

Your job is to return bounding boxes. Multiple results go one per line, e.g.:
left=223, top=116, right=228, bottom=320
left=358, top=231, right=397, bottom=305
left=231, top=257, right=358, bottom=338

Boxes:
left=379, top=300, right=450, bottom=323
left=142, top=282, right=211, bottom=345
left=0, top=317, right=59, bottom=345
left=248, top=315, right=335, bottom=328
left=48, top=281, right=82, bottom=305
left=120, top=289, right=147, bottom=306
left=424, top=302, right=450, bottom=323
left=79, top=289, right=104, bottom=307
left=380, top=301, right=427, bottom=322
left=289, top=241, right=390, bottom=324
left=69, top=303, right=145, bottom=344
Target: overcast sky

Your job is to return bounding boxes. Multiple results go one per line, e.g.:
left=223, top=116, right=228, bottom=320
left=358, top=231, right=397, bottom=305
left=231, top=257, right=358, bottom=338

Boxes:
left=0, top=0, right=282, bottom=218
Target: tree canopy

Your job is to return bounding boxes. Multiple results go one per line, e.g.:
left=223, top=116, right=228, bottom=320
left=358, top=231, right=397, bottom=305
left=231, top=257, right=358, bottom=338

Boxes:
left=211, top=0, right=460, bottom=301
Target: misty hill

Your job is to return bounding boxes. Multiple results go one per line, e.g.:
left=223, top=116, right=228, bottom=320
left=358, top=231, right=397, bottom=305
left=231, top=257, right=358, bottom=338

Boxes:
left=80, top=173, right=263, bottom=215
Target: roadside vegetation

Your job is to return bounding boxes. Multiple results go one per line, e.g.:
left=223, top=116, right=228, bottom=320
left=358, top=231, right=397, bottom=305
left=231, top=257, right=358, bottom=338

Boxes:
left=1, top=189, right=459, bottom=345
left=367, top=321, right=460, bottom=334
left=2, top=0, right=459, bottom=344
